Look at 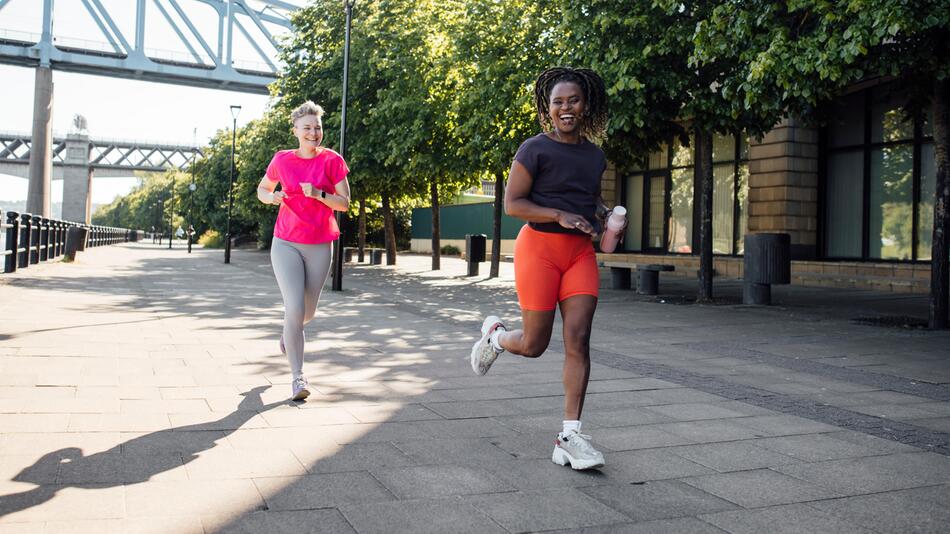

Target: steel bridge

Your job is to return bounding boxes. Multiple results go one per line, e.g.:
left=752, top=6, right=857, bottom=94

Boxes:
left=0, top=130, right=201, bottom=177
left=0, top=0, right=300, bottom=221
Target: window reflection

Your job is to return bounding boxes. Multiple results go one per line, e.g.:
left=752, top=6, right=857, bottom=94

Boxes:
left=869, top=145, right=913, bottom=259
left=713, top=164, right=734, bottom=254
left=669, top=168, right=693, bottom=253
left=918, top=143, right=935, bottom=260
left=871, top=86, right=913, bottom=143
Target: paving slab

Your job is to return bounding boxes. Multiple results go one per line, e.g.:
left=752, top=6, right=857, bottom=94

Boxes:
left=3, top=245, right=950, bottom=532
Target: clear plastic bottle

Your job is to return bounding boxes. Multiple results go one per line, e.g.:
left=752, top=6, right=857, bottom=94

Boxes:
left=599, top=205, right=626, bottom=253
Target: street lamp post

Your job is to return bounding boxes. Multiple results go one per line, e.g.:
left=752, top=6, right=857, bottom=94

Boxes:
left=224, top=105, right=241, bottom=264
left=188, top=128, right=196, bottom=254
left=332, top=0, right=354, bottom=291
left=168, top=186, right=174, bottom=250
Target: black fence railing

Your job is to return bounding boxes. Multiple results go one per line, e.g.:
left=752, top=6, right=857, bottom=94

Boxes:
left=2, top=210, right=137, bottom=274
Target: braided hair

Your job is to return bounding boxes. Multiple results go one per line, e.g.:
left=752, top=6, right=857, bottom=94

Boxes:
left=533, top=67, right=608, bottom=139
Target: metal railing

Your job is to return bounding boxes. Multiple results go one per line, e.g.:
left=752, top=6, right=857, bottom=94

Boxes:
left=2, top=210, right=135, bottom=274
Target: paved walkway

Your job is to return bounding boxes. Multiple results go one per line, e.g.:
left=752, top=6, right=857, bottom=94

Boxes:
left=1, top=242, right=949, bottom=533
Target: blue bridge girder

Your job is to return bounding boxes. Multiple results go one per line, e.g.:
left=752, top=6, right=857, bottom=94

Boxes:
left=0, top=0, right=300, bottom=94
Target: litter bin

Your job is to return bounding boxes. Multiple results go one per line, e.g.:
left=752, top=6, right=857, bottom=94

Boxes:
left=465, top=234, right=486, bottom=276
left=64, top=226, right=89, bottom=262
left=743, top=233, right=791, bottom=305
left=371, top=248, right=383, bottom=265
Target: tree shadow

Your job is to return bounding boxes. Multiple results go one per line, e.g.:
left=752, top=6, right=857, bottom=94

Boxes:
left=0, top=385, right=286, bottom=519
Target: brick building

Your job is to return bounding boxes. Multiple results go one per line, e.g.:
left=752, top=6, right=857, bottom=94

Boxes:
left=599, top=81, right=936, bottom=293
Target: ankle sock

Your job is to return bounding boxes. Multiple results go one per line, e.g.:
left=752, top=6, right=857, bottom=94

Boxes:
left=489, top=328, right=505, bottom=352
left=562, top=420, right=581, bottom=435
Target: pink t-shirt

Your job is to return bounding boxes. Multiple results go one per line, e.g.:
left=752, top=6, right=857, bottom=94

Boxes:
left=266, top=148, right=349, bottom=244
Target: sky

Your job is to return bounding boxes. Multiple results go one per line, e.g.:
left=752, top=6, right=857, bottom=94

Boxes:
left=0, top=0, right=301, bottom=205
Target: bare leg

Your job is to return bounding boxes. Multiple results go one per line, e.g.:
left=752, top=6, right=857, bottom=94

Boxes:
left=558, top=295, right=597, bottom=420
left=497, top=309, right=556, bottom=358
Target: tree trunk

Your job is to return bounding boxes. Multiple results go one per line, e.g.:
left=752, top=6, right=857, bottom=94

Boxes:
left=430, top=180, right=441, bottom=271
left=696, top=126, right=714, bottom=302
left=490, top=171, right=504, bottom=278
left=358, top=197, right=366, bottom=263
left=930, top=79, right=950, bottom=329
left=382, top=192, right=397, bottom=265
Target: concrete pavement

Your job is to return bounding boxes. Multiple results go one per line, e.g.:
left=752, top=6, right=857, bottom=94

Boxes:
left=1, top=242, right=949, bottom=533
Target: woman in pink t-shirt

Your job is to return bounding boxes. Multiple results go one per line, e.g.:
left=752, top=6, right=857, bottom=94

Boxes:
left=256, top=101, right=350, bottom=401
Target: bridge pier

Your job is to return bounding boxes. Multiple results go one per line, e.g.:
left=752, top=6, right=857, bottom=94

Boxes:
left=26, top=66, right=54, bottom=217
left=62, top=134, right=93, bottom=224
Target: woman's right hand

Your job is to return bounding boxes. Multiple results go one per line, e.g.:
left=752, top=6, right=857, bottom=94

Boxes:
left=555, top=210, right=594, bottom=235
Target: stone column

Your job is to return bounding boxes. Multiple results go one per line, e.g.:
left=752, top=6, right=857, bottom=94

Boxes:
left=26, top=67, right=54, bottom=217
left=747, top=117, right=819, bottom=260
left=62, top=134, right=94, bottom=224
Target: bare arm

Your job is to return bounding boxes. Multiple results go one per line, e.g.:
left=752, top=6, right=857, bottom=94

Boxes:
left=257, top=176, right=286, bottom=205
left=302, top=178, right=350, bottom=212
left=504, top=160, right=595, bottom=235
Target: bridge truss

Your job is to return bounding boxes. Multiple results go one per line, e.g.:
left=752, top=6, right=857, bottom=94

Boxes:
left=1, top=131, right=201, bottom=173
left=0, top=0, right=300, bottom=93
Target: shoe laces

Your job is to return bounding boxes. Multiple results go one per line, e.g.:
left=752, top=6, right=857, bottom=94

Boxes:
left=293, top=377, right=308, bottom=389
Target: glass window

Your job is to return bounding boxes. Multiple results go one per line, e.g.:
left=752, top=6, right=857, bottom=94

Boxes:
left=736, top=163, right=749, bottom=254
left=625, top=174, right=644, bottom=250
left=825, top=150, right=864, bottom=258
left=923, top=108, right=934, bottom=138
left=672, top=135, right=693, bottom=168
left=828, top=93, right=864, bottom=147
left=648, top=144, right=668, bottom=170
left=713, top=164, right=735, bottom=254
left=871, top=86, right=914, bottom=143
left=669, top=168, right=693, bottom=252
left=648, top=176, right=666, bottom=249
left=869, top=145, right=913, bottom=259
left=918, top=142, right=935, bottom=260
left=712, top=134, right=736, bottom=163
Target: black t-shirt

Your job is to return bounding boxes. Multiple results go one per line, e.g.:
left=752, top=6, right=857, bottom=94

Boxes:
left=513, top=133, right=606, bottom=235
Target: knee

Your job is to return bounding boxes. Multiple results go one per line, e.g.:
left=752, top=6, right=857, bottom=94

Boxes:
left=563, top=326, right=592, bottom=355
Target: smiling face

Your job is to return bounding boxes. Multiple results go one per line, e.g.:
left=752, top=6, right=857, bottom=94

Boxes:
left=293, top=114, right=323, bottom=153
left=548, top=81, right=585, bottom=136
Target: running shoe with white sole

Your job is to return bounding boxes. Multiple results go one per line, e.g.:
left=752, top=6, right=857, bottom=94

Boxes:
left=470, top=315, right=506, bottom=375
left=552, top=430, right=605, bottom=470
left=291, top=376, right=310, bottom=401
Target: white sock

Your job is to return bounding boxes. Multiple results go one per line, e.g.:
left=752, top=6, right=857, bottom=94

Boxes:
left=562, top=420, right=581, bottom=435
left=489, top=328, right=506, bottom=352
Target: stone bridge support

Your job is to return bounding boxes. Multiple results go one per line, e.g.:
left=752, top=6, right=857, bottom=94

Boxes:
left=61, top=134, right=94, bottom=224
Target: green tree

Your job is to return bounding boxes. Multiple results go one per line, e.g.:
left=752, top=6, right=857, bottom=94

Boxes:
left=560, top=1, right=788, bottom=301
left=448, top=0, right=559, bottom=277
left=693, top=0, right=950, bottom=324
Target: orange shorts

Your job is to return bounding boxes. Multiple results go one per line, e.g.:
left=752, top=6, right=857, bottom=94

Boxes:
left=514, top=225, right=599, bottom=311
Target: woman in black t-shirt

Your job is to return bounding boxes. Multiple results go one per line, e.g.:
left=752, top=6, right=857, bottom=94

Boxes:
left=470, top=67, right=619, bottom=470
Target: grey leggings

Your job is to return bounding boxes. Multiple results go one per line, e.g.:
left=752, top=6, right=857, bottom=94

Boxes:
left=270, top=237, right=332, bottom=378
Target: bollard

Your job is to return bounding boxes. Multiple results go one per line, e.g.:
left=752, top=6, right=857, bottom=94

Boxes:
left=64, top=226, right=89, bottom=262
left=371, top=248, right=383, bottom=265
left=465, top=234, right=486, bottom=276
left=4, top=211, right=18, bottom=273
left=344, top=247, right=354, bottom=263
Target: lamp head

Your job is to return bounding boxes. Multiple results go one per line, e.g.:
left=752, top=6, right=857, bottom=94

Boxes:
left=230, top=105, right=242, bottom=120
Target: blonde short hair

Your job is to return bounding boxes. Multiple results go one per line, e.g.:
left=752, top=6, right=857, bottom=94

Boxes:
left=290, top=101, right=325, bottom=123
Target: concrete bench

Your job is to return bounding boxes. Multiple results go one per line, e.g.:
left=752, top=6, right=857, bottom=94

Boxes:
left=601, top=261, right=675, bottom=295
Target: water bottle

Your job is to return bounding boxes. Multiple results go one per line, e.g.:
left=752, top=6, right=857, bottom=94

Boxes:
left=599, top=205, right=626, bottom=253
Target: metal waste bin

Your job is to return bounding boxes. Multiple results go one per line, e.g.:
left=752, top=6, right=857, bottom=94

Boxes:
left=64, top=226, right=89, bottom=262
left=465, top=234, right=486, bottom=276
left=371, top=248, right=383, bottom=265
left=743, top=233, right=791, bottom=305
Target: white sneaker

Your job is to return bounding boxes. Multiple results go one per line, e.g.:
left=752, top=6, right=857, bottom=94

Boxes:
left=291, top=376, right=310, bottom=401
left=470, top=315, right=505, bottom=375
left=552, top=430, right=605, bottom=470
